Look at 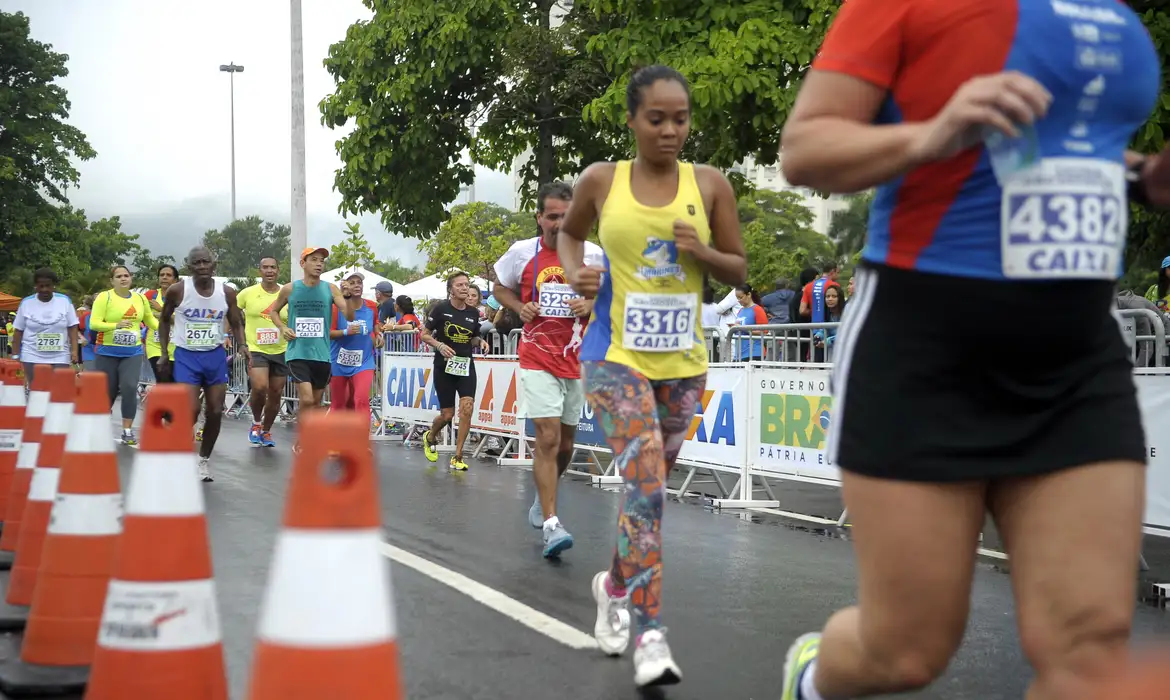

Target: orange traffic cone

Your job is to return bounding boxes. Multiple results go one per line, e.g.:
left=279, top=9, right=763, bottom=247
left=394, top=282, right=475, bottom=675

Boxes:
left=246, top=411, right=402, bottom=700
left=0, top=373, right=123, bottom=695
left=84, top=385, right=228, bottom=700
left=0, top=361, right=26, bottom=551
left=7, top=368, right=76, bottom=610
left=0, top=364, right=52, bottom=630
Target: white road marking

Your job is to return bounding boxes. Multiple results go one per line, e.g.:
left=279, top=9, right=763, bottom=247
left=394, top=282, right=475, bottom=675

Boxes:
left=379, top=542, right=599, bottom=651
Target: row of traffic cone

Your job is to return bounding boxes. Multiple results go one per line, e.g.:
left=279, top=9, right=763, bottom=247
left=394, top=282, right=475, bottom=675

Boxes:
left=0, top=361, right=403, bottom=699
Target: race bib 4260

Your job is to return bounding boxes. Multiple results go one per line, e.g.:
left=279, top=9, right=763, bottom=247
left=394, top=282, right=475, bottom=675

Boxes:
left=622, top=293, right=695, bottom=352
left=295, top=317, right=325, bottom=338
left=1001, top=158, right=1125, bottom=280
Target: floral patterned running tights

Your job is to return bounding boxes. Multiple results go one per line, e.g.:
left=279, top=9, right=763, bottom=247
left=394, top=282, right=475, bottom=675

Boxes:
left=583, top=360, right=706, bottom=632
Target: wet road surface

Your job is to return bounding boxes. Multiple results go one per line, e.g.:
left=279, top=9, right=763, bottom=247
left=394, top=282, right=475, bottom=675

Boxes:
left=95, top=417, right=1170, bottom=699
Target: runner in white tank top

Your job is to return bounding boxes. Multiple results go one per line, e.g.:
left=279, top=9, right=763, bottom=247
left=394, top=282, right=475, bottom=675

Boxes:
left=158, top=246, right=248, bottom=482
left=172, top=277, right=228, bottom=352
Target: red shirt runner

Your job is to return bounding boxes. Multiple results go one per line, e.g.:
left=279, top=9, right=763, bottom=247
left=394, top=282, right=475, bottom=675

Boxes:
left=512, top=241, right=588, bottom=380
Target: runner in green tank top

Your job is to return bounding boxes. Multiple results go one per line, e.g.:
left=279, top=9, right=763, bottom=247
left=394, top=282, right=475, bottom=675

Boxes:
left=269, top=248, right=353, bottom=419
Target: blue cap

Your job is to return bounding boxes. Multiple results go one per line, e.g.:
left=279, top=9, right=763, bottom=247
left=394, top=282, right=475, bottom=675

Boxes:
left=1162, top=256, right=1170, bottom=269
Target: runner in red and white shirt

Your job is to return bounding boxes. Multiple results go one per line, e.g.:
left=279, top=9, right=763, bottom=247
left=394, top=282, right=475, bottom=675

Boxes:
left=493, top=181, right=604, bottom=559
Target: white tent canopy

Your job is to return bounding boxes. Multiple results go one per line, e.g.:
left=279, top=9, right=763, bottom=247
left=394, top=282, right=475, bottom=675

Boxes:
left=397, top=271, right=490, bottom=302
left=321, top=266, right=400, bottom=302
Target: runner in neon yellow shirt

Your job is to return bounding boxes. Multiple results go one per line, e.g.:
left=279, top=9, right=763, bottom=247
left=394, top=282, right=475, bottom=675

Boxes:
left=91, top=265, right=158, bottom=445
left=237, top=255, right=289, bottom=447
left=144, top=263, right=179, bottom=379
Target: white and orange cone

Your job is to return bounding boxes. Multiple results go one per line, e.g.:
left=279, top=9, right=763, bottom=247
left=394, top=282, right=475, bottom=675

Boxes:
left=84, top=385, right=228, bottom=700
left=0, top=361, right=26, bottom=558
left=0, top=365, right=53, bottom=630
left=7, top=368, right=76, bottom=609
left=0, top=373, right=124, bottom=695
left=245, top=411, right=402, bottom=700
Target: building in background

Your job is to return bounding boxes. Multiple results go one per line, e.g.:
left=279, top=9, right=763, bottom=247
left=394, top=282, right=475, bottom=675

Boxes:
left=729, top=155, right=849, bottom=235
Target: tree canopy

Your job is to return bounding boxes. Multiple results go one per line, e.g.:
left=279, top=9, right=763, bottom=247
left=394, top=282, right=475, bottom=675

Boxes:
left=419, top=202, right=529, bottom=282
left=320, top=0, right=839, bottom=239
left=199, top=216, right=292, bottom=281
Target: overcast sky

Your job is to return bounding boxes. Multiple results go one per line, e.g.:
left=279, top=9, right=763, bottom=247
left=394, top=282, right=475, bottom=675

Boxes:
left=5, top=0, right=515, bottom=268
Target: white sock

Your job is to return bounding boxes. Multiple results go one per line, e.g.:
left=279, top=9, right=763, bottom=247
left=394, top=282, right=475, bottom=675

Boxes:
left=543, top=515, right=561, bottom=530
left=800, top=659, right=825, bottom=700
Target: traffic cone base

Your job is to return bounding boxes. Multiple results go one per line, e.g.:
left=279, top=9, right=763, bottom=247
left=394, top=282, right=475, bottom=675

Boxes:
left=0, top=570, right=28, bottom=631
left=0, top=659, right=88, bottom=696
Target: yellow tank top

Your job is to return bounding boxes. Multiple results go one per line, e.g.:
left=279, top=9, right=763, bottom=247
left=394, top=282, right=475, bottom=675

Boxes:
left=579, top=160, right=710, bottom=380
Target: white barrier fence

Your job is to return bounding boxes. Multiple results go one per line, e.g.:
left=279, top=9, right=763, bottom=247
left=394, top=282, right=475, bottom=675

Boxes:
left=379, top=352, right=1170, bottom=539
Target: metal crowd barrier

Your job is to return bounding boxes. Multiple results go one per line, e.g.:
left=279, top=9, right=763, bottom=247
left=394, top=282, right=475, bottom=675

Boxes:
left=133, top=328, right=524, bottom=429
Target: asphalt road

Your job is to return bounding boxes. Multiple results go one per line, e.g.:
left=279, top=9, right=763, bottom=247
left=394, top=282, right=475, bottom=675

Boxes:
left=5, top=415, right=1170, bottom=699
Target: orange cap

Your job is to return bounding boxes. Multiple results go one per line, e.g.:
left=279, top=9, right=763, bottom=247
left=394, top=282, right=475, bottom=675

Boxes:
left=300, top=247, right=329, bottom=263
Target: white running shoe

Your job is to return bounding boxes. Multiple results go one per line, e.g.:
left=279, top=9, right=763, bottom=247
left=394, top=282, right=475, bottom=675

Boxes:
left=197, top=457, right=212, bottom=483
left=633, top=629, right=682, bottom=687
left=591, top=571, right=631, bottom=656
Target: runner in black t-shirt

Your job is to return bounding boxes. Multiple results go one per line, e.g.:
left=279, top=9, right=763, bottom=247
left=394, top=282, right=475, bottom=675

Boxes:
left=419, top=271, right=489, bottom=470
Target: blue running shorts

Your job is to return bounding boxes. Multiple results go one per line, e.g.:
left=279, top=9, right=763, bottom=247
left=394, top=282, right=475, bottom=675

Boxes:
left=173, top=346, right=230, bottom=387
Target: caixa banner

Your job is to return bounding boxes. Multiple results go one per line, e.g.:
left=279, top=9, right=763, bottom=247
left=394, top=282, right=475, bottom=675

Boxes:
left=523, top=365, right=747, bottom=473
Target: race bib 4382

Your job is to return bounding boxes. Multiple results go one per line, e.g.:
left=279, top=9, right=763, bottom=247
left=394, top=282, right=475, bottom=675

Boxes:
left=1001, top=158, right=1125, bottom=280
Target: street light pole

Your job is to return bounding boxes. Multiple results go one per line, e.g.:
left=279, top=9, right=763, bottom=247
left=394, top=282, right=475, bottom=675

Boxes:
left=290, top=0, right=308, bottom=282
left=219, top=62, right=245, bottom=222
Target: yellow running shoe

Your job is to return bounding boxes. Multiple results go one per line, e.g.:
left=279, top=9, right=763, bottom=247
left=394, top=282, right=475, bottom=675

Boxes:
left=449, top=458, right=469, bottom=471
left=781, top=633, right=821, bottom=700
left=422, top=430, right=438, bottom=463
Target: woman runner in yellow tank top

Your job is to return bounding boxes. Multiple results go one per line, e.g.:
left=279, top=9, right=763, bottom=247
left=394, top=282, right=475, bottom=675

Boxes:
left=558, top=65, right=747, bottom=689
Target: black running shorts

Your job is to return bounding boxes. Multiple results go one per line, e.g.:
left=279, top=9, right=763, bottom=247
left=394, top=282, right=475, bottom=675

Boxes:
left=828, top=262, right=1147, bottom=482
left=287, top=359, right=331, bottom=391
left=433, top=355, right=477, bottom=410
left=251, top=351, right=289, bottom=378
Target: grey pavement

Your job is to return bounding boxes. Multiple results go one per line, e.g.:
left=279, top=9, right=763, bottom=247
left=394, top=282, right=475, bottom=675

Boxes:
left=8, top=414, right=1170, bottom=700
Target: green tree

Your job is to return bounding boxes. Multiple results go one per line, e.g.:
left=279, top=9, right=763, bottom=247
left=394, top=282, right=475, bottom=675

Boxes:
left=200, top=216, right=291, bottom=278
left=578, top=0, right=840, bottom=167
left=57, top=270, right=111, bottom=301
left=420, top=202, right=528, bottom=281
left=827, top=192, right=872, bottom=259
left=366, top=258, right=424, bottom=284
left=131, top=249, right=178, bottom=279
left=329, top=222, right=378, bottom=270
left=319, top=0, right=838, bottom=239
left=0, top=205, right=143, bottom=283
left=734, top=189, right=831, bottom=292
left=320, top=0, right=615, bottom=239
left=0, top=10, right=97, bottom=276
